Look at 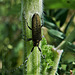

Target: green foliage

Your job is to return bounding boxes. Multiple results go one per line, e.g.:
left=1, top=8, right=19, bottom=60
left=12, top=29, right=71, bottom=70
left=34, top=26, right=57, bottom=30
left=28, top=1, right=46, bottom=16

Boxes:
left=41, top=37, right=61, bottom=74
left=43, top=15, right=57, bottom=29
left=48, top=29, right=65, bottom=39
left=66, top=42, right=75, bottom=52
left=43, top=8, right=75, bottom=74
left=0, top=0, right=75, bottom=75
left=54, top=9, right=69, bottom=26
left=42, top=45, right=54, bottom=66
left=44, top=0, right=75, bottom=9
left=64, top=14, right=74, bottom=33
left=8, top=4, right=21, bottom=15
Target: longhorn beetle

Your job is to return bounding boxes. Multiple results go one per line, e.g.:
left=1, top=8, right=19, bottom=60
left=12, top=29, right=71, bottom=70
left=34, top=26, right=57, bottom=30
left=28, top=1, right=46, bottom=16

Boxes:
left=6, top=13, right=54, bottom=73
left=6, top=13, right=45, bottom=73
left=27, top=13, right=42, bottom=53
left=5, top=13, right=50, bottom=73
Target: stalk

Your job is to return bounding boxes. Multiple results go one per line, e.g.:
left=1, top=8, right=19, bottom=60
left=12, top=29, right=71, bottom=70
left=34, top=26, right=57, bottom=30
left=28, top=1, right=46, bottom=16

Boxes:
left=56, top=28, right=75, bottom=49
left=2, top=49, right=5, bottom=75
left=21, top=0, right=27, bottom=74
left=50, top=48, right=63, bottom=75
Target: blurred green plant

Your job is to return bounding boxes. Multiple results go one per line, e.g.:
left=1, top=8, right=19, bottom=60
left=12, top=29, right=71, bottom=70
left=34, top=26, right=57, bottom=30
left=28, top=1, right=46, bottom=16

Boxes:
left=43, top=9, right=75, bottom=74
left=0, top=0, right=75, bottom=75
left=44, top=0, right=75, bottom=9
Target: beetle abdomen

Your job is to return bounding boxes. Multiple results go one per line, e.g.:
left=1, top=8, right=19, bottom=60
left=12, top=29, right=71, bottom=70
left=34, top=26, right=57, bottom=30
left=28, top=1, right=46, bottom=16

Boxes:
left=32, top=13, right=42, bottom=46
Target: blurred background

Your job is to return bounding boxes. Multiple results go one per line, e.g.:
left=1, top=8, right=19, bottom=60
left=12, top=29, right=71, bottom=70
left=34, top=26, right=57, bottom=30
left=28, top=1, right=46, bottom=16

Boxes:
left=0, top=0, right=75, bottom=75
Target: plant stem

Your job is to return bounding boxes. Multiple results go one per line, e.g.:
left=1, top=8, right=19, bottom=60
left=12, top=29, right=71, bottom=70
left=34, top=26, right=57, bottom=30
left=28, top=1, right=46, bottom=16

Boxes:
left=56, top=28, right=75, bottom=49
left=2, top=49, right=5, bottom=75
left=21, top=0, right=27, bottom=74
left=50, top=48, right=63, bottom=75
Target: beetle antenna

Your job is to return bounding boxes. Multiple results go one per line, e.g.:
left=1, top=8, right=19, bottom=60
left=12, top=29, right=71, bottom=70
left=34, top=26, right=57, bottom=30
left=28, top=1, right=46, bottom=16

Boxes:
left=6, top=50, right=32, bottom=73
left=31, top=47, right=34, bottom=52
left=37, top=46, right=41, bottom=52
left=38, top=46, right=45, bottom=59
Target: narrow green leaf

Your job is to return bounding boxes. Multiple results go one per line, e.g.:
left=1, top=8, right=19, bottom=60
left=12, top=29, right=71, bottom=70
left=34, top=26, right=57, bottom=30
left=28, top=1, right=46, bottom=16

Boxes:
left=66, top=42, right=75, bottom=52
left=64, top=14, right=74, bottom=34
left=43, top=15, right=59, bottom=30
left=44, top=21, right=57, bottom=29
left=44, top=0, right=75, bottom=9
left=48, top=29, right=65, bottom=39
left=54, top=9, right=68, bottom=26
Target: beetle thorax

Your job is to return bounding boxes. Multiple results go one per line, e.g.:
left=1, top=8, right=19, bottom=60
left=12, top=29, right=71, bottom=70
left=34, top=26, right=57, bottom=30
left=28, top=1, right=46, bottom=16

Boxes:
left=33, top=40, right=40, bottom=46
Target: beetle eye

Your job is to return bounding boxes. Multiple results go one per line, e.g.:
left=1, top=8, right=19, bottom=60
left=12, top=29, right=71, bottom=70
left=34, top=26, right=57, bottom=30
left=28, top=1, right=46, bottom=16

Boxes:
left=36, top=43, right=38, bottom=46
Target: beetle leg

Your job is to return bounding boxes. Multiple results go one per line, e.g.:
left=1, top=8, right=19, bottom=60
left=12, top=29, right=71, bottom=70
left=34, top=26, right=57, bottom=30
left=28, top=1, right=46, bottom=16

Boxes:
left=38, top=46, right=41, bottom=52
left=23, top=13, right=32, bottom=30
left=22, top=37, right=32, bottom=41
left=22, top=35, right=32, bottom=41
left=27, top=38, right=32, bottom=41
left=31, top=47, right=34, bottom=52
left=38, top=46, right=45, bottom=59
left=26, top=22, right=32, bottom=30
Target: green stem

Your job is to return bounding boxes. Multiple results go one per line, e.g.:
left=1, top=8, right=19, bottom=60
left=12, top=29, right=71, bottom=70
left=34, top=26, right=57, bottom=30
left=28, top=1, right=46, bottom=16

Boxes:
left=2, top=49, right=5, bottom=75
left=50, top=48, right=63, bottom=75
left=56, top=28, right=75, bottom=49
left=21, top=0, right=27, bottom=74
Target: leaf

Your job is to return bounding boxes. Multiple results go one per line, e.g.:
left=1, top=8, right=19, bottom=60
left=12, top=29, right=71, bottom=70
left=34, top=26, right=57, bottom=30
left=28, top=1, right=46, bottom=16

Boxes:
left=44, top=14, right=56, bottom=24
left=54, top=9, right=69, bottom=27
left=8, top=3, right=21, bottom=15
left=60, top=10, right=68, bottom=26
left=64, top=14, right=74, bottom=34
left=44, top=21, right=57, bottom=29
left=66, top=42, right=75, bottom=52
left=48, top=29, right=65, bottom=39
left=62, top=42, right=75, bottom=63
left=43, top=15, right=59, bottom=30
left=53, top=9, right=63, bottom=17
left=44, top=0, right=75, bottom=9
